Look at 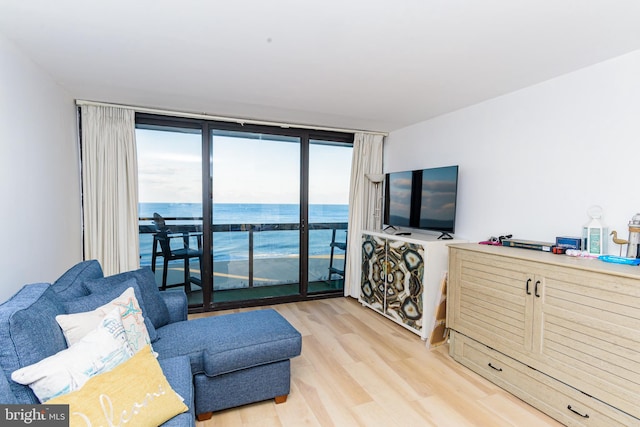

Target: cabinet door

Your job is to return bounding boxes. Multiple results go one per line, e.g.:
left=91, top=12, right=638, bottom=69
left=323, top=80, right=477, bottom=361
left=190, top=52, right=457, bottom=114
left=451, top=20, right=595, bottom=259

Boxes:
left=533, top=265, right=640, bottom=420
left=448, top=248, right=535, bottom=356
left=361, top=233, right=386, bottom=312
left=385, top=238, right=425, bottom=331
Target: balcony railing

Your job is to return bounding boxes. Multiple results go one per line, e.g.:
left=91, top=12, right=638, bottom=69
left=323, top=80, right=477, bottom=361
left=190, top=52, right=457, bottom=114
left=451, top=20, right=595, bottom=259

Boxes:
left=138, top=217, right=347, bottom=290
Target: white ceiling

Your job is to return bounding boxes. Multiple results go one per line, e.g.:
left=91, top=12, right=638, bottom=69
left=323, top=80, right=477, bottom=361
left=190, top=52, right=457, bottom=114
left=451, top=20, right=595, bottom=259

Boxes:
left=2, top=0, right=640, bottom=132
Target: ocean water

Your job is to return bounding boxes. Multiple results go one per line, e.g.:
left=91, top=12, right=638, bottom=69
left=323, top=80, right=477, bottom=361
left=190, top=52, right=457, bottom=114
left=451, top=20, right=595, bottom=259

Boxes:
left=139, top=203, right=348, bottom=263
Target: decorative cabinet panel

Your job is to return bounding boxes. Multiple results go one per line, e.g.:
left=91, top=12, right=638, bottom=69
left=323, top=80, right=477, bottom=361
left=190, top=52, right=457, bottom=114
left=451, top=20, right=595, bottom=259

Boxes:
left=448, top=244, right=640, bottom=425
left=361, top=233, right=425, bottom=330
left=361, top=231, right=464, bottom=343
left=360, top=233, right=387, bottom=313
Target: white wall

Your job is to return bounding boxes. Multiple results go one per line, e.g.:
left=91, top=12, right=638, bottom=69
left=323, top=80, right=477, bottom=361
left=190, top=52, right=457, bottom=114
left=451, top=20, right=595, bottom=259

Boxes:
left=0, top=33, right=82, bottom=302
left=385, top=49, right=640, bottom=252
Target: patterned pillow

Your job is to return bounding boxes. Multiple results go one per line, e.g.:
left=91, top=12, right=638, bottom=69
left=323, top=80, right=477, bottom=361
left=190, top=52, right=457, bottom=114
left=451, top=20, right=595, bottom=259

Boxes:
left=11, top=308, right=133, bottom=402
left=47, top=345, right=188, bottom=426
left=61, top=279, right=158, bottom=343
left=56, top=287, right=152, bottom=352
left=83, top=268, right=170, bottom=328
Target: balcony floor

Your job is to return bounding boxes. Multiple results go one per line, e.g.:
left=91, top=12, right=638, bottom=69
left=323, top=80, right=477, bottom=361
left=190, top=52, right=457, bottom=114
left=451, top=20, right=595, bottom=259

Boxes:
left=147, top=255, right=344, bottom=305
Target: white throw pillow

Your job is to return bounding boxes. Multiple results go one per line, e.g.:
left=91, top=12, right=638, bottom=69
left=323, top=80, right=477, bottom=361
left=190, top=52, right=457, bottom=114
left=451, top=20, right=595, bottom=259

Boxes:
left=56, top=287, right=152, bottom=352
left=11, top=307, right=134, bottom=402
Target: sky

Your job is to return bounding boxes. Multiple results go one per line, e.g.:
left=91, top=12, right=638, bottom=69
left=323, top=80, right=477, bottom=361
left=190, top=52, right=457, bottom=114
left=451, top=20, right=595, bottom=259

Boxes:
left=136, top=128, right=352, bottom=205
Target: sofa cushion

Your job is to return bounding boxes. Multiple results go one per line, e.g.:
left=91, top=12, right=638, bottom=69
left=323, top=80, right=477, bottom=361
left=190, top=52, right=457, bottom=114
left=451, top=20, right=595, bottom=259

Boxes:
left=0, top=370, right=17, bottom=404
left=63, top=279, right=158, bottom=343
left=51, top=260, right=103, bottom=300
left=0, top=283, right=67, bottom=403
left=152, top=309, right=302, bottom=377
left=11, top=307, right=134, bottom=402
left=47, top=345, right=188, bottom=426
left=84, top=267, right=171, bottom=329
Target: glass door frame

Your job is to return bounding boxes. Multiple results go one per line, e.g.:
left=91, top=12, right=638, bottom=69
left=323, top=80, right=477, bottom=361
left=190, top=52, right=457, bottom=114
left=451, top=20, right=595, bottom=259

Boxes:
left=136, top=113, right=353, bottom=313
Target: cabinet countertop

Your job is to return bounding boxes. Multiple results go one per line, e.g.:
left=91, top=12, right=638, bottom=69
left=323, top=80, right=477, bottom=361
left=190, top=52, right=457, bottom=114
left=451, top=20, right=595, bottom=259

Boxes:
left=449, top=242, right=640, bottom=280
left=362, top=229, right=465, bottom=245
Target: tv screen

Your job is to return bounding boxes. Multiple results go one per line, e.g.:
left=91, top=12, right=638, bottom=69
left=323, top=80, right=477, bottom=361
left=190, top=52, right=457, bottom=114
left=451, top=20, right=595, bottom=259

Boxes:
left=383, top=165, right=459, bottom=237
left=417, top=165, right=458, bottom=233
left=385, top=171, right=413, bottom=227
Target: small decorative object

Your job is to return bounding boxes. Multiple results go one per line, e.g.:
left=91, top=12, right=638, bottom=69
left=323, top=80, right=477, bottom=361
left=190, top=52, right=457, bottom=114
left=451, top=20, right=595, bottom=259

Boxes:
left=582, top=205, right=607, bottom=256
left=610, top=230, right=628, bottom=256
left=626, top=213, right=640, bottom=258
left=479, top=234, right=512, bottom=245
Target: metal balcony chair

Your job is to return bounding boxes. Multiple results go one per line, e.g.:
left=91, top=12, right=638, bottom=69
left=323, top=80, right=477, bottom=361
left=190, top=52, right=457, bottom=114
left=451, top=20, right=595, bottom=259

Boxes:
left=151, top=212, right=202, bottom=292
left=328, top=229, right=347, bottom=281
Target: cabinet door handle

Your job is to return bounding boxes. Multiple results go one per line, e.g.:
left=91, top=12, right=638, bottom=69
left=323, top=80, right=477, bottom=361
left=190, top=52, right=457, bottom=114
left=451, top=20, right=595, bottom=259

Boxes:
left=567, top=405, right=589, bottom=418
left=535, top=280, right=541, bottom=298
left=526, top=278, right=532, bottom=295
left=488, top=362, right=503, bottom=372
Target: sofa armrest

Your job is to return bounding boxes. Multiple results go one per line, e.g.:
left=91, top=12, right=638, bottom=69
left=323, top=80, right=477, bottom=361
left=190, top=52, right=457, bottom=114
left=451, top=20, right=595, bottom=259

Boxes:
left=161, top=290, right=188, bottom=323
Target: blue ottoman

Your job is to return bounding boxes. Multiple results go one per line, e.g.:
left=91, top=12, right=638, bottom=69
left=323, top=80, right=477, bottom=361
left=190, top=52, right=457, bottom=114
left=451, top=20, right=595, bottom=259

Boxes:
left=152, top=309, right=302, bottom=420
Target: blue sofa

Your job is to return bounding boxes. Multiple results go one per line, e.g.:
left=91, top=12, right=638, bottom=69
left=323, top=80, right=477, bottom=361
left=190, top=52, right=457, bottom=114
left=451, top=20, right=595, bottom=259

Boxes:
left=0, top=261, right=302, bottom=426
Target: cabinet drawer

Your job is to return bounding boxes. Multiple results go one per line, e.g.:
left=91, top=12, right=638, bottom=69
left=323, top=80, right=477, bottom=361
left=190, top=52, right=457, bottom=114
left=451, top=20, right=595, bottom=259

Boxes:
left=450, top=332, right=639, bottom=427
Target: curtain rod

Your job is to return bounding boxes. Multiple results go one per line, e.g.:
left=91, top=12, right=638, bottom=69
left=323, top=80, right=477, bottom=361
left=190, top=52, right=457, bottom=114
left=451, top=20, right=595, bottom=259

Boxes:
left=75, top=100, right=389, bottom=136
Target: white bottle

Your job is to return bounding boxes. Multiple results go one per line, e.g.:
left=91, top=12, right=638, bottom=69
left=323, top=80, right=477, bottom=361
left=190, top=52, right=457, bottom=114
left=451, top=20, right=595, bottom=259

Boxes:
left=583, top=205, right=607, bottom=255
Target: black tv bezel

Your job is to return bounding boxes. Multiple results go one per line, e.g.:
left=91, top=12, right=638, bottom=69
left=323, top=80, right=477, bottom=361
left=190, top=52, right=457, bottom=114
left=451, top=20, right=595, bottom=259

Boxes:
left=383, top=165, right=459, bottom=236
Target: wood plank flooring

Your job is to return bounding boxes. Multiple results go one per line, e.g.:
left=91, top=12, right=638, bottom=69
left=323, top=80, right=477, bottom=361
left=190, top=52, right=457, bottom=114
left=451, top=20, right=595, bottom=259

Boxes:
left=191, top=297, right=564, bottom=427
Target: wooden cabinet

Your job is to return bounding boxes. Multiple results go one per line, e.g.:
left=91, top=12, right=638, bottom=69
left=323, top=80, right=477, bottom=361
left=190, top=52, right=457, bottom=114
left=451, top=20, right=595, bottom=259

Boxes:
left=448, top=244, right=640, bottom=426
left=360, top=230, right=464, bottom=343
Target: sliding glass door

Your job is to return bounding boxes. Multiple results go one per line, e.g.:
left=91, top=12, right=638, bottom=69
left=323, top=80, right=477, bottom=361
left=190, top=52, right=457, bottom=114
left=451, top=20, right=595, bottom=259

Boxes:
left=136, top=114, right=353, bottom=312
left=210, top=130, right=302, bottom=303
left=136, top=123, right=204, bottom=306
left=307, top=139, right=352, bottom=293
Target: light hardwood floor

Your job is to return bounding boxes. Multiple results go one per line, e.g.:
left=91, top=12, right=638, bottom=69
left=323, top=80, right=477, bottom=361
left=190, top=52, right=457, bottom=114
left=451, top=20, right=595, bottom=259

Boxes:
left=191, top=297, right=564, bottom=427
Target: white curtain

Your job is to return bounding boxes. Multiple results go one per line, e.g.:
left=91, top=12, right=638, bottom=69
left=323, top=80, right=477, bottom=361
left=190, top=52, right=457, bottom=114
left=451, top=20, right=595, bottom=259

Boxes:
left=344, top=132, right=384, bottom=298
left=81, top=105, right=140, bottom=275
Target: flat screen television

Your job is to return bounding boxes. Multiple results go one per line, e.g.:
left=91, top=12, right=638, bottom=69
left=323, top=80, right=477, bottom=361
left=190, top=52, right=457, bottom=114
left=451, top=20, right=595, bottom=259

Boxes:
left=383, top=165, right=459, bottom=239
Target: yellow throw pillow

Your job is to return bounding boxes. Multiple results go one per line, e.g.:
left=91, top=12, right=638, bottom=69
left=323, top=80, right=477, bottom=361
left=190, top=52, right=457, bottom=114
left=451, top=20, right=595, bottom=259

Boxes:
left=47, top=345, right=188, bottom=427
